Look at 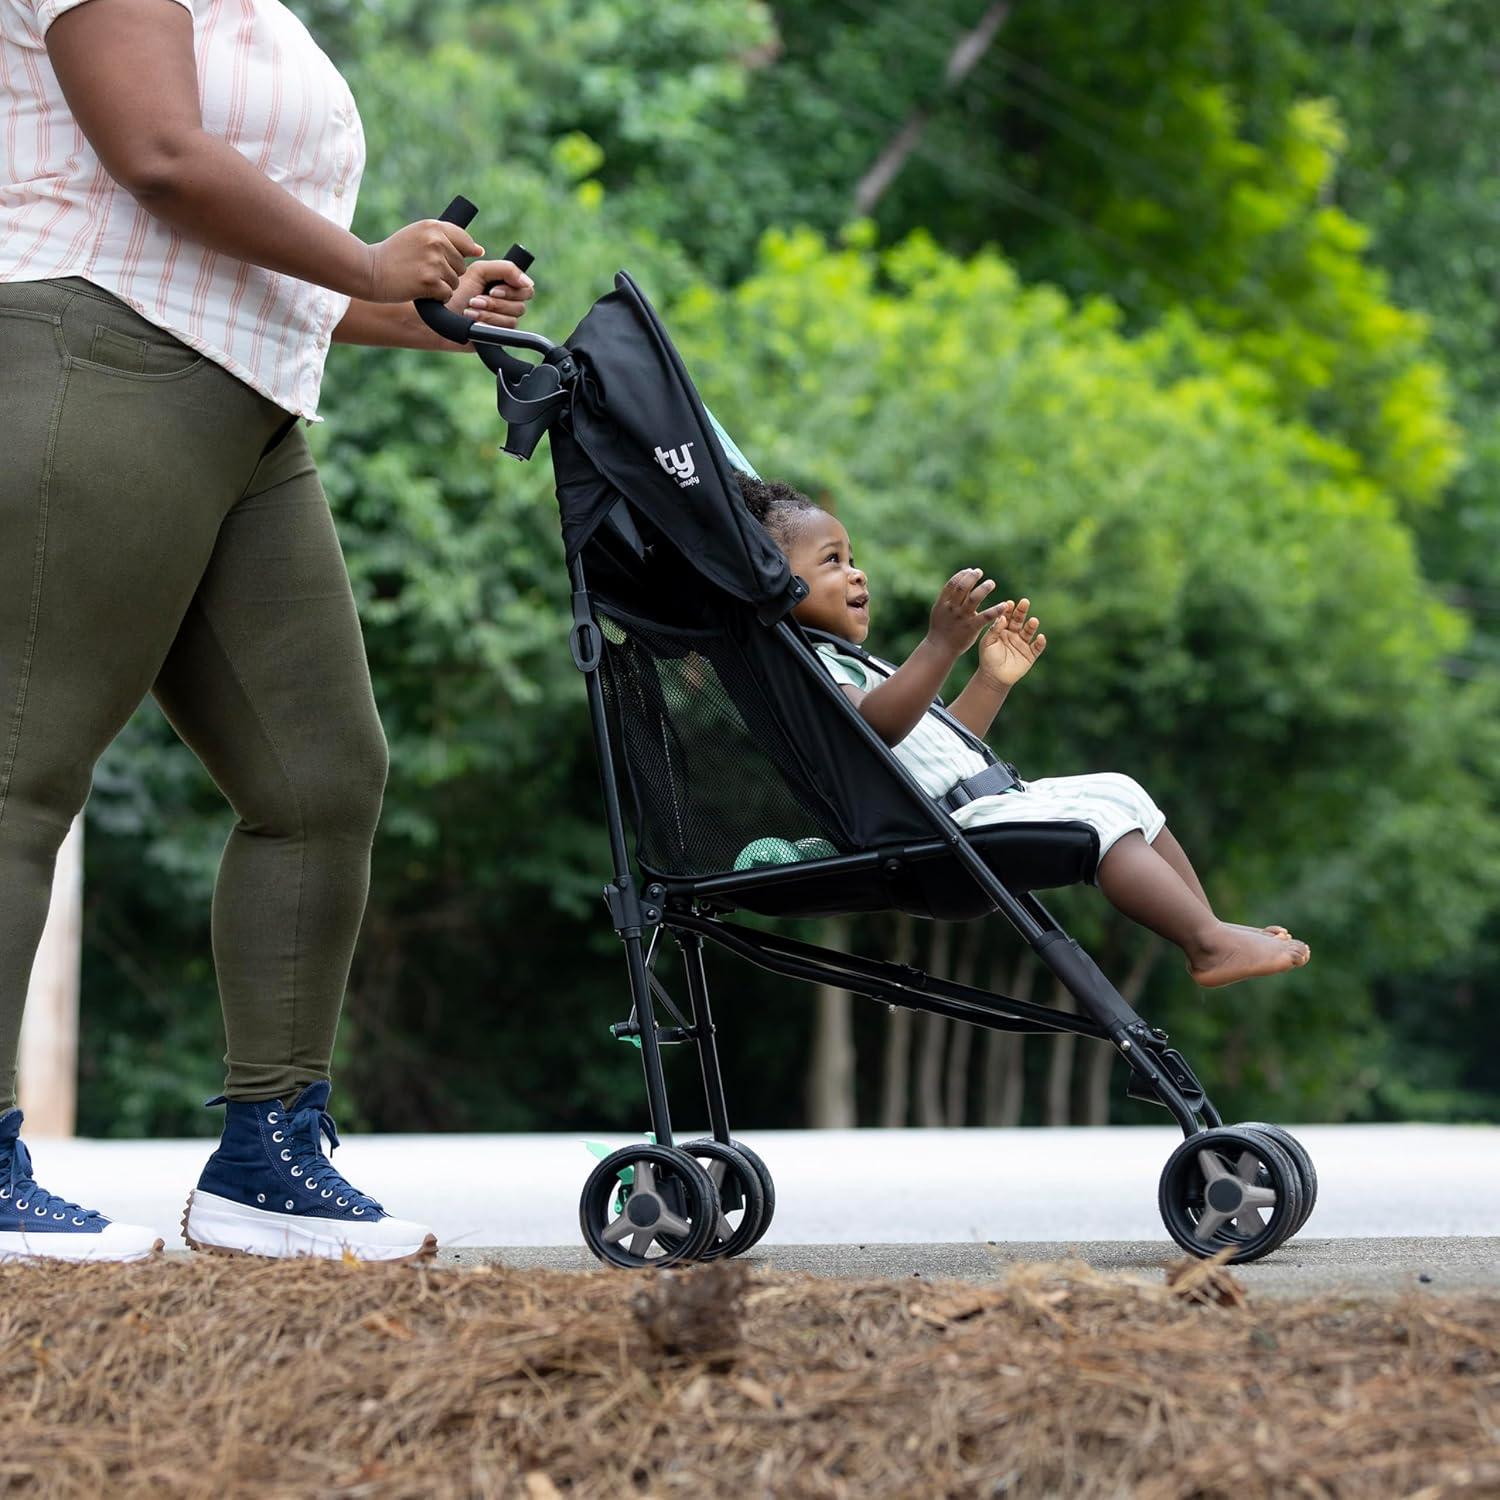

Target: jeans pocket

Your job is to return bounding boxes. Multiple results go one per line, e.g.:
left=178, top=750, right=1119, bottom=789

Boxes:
left=89, top=325, right=149, bottom=374
left=60, top=306, right=205, bottom=381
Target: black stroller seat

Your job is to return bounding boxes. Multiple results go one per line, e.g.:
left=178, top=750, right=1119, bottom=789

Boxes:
left=661, top=821, right=1097, bottom=921
left=592, top=596, right=1097, bottom=919
left=414, top=196, right=1320, bottom=1270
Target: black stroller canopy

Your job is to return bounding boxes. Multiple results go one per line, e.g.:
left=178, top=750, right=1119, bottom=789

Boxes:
left=414, top=199, right=794, bottom=617
left=555, top=272, right=803, bottom=621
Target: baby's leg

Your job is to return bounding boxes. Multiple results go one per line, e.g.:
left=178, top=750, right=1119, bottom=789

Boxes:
left=1151, top=826, right=1210, bottom=907
left=955, top=774, right=1300, bottom=970
left=1153, top=825, right=1290, bottom=940
left=1096, top=832, right=1309, bottom=988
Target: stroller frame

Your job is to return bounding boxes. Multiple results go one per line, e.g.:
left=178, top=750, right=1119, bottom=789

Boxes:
left=413, top=196, right=1315, bottom=1265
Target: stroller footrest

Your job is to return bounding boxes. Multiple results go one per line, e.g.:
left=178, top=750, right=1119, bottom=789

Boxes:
left=610, top=1021, right=695, bottom=1046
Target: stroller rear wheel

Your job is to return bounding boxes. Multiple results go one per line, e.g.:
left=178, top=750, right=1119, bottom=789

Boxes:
left=1234, top=1121, right=1317, bottom=1234
left=579, top=1145, right=720, bottom=1268
left=723, top=1140, right=776, bottom=1249
left=1158, top=1127, right=1304, bottom=1264
left=677, top=1140, right=766, bottom=1259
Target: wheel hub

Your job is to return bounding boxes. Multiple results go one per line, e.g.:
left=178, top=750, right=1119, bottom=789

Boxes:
left=626, top=1193, right=661, bottom=1227
left=1205, top=1177, right=1243, bottom=1214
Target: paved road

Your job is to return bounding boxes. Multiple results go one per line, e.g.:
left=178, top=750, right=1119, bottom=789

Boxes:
left=29, top=1123, right=1498, bottom=1263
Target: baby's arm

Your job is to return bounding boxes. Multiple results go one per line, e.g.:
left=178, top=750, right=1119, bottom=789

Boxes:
left=947, top=596, right=1046, bottom=738
left=946, top=672, right=1010, bottom=739
left=847, top=569, right=1003, bottom=746
left=838, top=636, right=960, bottom=745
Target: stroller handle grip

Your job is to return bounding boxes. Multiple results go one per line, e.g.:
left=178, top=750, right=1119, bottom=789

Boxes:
left=412, top=195, right=557, bottom=356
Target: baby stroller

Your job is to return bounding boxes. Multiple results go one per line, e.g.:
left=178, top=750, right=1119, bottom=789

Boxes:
left=419, top=198, right=1318, bottom=1267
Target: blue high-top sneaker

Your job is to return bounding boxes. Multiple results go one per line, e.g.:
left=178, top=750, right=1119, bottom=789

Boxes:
left=182, top=1081, right=436, bottom=1262
left=0, top=1108, right=163, bottom=1262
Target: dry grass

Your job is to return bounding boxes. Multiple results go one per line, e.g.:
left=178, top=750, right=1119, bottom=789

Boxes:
left=0, top=1252, right=1494, bottom=1497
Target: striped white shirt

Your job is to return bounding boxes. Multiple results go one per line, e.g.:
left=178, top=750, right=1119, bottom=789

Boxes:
left=0, top=0, right=365, bottom=422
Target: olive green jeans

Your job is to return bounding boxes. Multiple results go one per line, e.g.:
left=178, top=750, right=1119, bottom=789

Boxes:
left=0, top=276, right=388, bottom=1108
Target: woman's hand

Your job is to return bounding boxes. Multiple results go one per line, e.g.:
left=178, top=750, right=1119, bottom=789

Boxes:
left=976, top=595, right=1047, bottom=687
left=453, top=258, right=535, bottom=330
left=365, top=219, right=485, bottom=302
left=927, top=567, right=1006, bottom=658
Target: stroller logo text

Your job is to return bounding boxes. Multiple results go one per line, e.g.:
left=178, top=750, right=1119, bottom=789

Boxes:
left=654, top=441, right=700, bottom=488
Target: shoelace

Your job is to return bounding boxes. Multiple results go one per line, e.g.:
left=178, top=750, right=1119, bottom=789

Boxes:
left=2, top=1138, right=105, bottom=1225
left=284, top=1099, right=384, bottom=1215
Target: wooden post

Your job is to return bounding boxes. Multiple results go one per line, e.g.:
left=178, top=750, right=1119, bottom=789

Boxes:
left=879, top=914, right=915, bottom=1127
left=807, top=916, right=857, bottom=1128
left=915, top=922, right=952, bottom=1126
left=19, top=813, right=83, bottom=1137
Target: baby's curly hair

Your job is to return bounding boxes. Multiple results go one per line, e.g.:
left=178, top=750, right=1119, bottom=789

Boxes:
left=736, top=475, right=825, bottom=550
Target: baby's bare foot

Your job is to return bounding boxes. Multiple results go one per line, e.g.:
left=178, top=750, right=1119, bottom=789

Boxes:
left=1190, top=923, right=1311, bottom=989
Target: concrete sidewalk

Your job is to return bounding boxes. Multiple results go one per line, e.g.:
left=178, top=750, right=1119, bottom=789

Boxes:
left=23, top=1122, right=1498, bottom=1252
left=470, top=1237, right=1500, bottom=1298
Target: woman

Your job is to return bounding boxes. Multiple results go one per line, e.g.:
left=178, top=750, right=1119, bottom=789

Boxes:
left=0, top=0, right=531, bottom=1262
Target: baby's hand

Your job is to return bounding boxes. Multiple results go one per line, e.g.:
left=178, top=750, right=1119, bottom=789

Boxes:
left=927, top=568, right=1006, bottom=657
left=977, top=596, right=1047, bottom=687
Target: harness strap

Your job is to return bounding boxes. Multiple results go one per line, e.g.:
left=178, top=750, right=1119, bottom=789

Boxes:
left=940, top=761, right=1023, bottom=811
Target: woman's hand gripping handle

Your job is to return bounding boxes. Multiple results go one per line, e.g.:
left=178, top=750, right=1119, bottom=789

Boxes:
left=409, top=195, right=534, bottom=347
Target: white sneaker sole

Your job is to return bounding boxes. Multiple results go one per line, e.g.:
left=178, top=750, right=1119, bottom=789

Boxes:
left=0, top=1225, right=163, bottom=1263
left=182, top=1189, right=437, bottom=1263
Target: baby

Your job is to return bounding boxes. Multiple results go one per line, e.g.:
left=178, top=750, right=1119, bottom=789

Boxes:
left=738, top=477, right=1311, bottom=989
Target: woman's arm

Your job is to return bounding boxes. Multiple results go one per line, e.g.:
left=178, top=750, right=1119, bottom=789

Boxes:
left=45, top=0, right=480, bottom=303
left=333, top=259, right=534, bottom=350
left=46, top=0, right=373, bottom=297
left=332, top=301, right=467, bottom=351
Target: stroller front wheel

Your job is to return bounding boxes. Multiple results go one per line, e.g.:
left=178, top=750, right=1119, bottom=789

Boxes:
left=579, top=1145, right=720, bottom=1268
left=1158, top=1126, right=1304, bottom=1264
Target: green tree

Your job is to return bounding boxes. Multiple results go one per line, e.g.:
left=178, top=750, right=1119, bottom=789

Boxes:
left=1262, top=0, right=1500, bottom=1114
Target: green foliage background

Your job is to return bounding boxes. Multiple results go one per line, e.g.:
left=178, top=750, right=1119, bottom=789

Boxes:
left=76, top=0, right=1500, bottom=1134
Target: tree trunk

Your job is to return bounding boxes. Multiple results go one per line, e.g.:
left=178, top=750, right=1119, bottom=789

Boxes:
left=853, top=2, right=1012, bottom=216
left=983, top=950, right=1034, bottom=1127
left=879, top=913, right=916, bottom=1127
left=943, top=922, right=983, bottom=1126
left=1081, top=1038, right=1115, bottom=1128
left=807, top=916, right=857, bottom=1128
left=1044, top=979, right=1076, bottom=1127
left=915, top=921, right=952, bottom=1126
left=1082, top=936, right=1162, bottom=1125
left=19, top=812, right=83, bottom=1137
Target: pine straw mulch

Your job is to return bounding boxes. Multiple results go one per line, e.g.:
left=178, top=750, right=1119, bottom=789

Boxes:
left=0, top=1253, right=1495, bottom=1498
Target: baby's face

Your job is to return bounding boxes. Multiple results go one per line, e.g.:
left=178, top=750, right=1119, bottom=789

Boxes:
left=787, top=511, right=870, bottom=642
